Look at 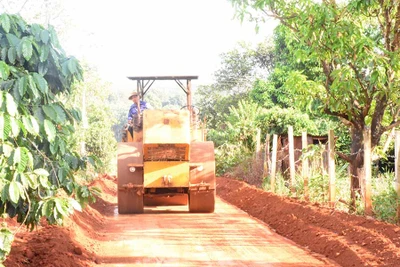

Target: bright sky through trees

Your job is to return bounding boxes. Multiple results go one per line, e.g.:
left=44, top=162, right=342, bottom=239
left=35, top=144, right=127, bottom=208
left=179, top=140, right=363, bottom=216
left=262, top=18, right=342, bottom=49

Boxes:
left=0, top=0, right=277, bottom=91
left=60, top=0, right=277, bottom=90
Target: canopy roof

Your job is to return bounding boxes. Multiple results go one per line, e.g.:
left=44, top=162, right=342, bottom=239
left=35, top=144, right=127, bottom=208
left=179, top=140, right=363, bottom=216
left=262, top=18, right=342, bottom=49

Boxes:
left=127, top=76, right=198, bottom=107
left=127, top=76, right=198, bottom=81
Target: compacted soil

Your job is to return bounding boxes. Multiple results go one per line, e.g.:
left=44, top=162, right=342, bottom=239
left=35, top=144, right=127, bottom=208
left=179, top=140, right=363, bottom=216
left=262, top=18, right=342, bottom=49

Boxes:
left=4, top=175, right=400, bottom=267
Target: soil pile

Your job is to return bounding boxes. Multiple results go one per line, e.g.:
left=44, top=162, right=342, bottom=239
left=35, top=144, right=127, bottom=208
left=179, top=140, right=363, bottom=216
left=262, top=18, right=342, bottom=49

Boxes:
left=217, top=177, right=400, bottom=267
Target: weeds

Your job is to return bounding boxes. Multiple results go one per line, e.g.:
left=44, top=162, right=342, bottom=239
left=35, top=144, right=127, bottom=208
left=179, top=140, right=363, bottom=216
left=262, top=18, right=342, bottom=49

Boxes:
left=372, top=172, right=398, bottom=223
left=215, top=143, right=252, bottom=176
left=262, top=173, right=291, bottom=196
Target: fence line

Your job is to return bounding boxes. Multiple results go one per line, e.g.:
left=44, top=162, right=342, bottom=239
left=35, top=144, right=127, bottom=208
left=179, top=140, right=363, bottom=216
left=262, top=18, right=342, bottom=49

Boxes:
left=363, top=127, right=372, bottom=215
left=395, top=131, right=400, bottom=221
left=302, top=132, right=309, bottom=201
left=258, top=126, right=399, bottom=217
left=328, top=129, right=336, bottom=208
left=270, top=134, right=278, bottom=193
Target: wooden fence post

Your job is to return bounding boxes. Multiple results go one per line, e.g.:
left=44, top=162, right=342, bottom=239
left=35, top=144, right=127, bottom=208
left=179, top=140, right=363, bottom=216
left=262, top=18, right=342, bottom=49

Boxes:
left=395, top=131, right=400, bottom=222
left=271, top=134, right=278, bottom=193
left=288, top=126, right=296, bottom=194
left=263, top=134, right=270, bottom=178
left=363, top=127, right=372, bottom=216
left=302, top=132, right=309, bottom=201
left=256, top=128, right=261, bottom=161
left=328, top=129, right=336, bottom=208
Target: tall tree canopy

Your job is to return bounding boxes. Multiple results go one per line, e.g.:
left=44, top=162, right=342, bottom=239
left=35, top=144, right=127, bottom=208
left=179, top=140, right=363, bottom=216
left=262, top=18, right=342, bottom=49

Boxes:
left=0, top=14, right=96, bottom=261
left=231, top=0, right=400, bottom=205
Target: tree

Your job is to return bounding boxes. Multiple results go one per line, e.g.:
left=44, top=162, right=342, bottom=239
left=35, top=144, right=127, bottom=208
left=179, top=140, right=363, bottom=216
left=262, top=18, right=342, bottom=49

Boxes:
left=231, top=0, right=400, bottom=207
left=197, top=41, right=273, bottom=128
left=250, top=25, right=349, bottom=148
left=0, top=14, right=97, bottom=262
left=250, top=25, right=325, bottom=112
left=225, top=99, right=264, bottom=150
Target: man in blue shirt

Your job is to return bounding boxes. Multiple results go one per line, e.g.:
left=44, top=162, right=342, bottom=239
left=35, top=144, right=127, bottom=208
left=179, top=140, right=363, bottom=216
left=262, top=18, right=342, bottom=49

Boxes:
left=128, top=91, right=151, bottom=123
left=127, top=91, right=152, bottom=138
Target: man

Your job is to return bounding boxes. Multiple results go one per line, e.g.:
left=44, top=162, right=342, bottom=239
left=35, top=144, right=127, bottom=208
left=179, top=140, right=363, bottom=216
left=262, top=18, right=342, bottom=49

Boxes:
left=127, top=92, right=151, bottom=137
left=127, top=91, right=151, bottom=123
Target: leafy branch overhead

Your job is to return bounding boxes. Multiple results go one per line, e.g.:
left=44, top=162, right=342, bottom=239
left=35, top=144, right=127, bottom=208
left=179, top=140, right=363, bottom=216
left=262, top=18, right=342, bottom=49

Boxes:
left=0, top=14, right=98, bottom=262
left=232, top=0, right=400, bottom=145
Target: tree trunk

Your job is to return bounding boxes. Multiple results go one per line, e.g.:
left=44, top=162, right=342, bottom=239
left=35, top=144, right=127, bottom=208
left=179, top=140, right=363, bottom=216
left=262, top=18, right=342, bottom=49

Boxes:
left=349, top=126, right=364, bottom=211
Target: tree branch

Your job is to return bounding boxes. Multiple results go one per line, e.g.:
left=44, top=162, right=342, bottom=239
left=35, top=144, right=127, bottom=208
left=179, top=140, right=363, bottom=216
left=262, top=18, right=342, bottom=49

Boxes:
left=324, top=108, right=354, bottom=127
left=384, top=3, right=392, bottom=51
left=382, top=120, right=400, bottom=133
left=260, top=8, right=299, bottom=32
left=393, top=4, right=400, bottom=50
left=321, top=60, right=334, bottom=86
left=336, top=151, right=353, bottom=164
left=18, top=0, right=30, bottom=13
left=348, top=63, right=367, bottom=94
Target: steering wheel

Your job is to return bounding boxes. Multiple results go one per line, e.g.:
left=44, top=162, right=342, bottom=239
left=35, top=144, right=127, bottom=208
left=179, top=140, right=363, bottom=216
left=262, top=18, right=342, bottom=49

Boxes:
left=180, top=105, right=200, bottom=116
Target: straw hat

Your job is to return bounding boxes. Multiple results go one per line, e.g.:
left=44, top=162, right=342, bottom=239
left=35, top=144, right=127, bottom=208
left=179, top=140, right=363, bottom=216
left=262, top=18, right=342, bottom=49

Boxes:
left=128, top=91, right=139, bottom=100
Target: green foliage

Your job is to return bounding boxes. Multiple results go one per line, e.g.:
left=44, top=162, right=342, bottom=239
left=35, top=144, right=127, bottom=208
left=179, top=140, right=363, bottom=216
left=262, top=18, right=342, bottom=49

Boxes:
left=197, top=42, right=272, bottom=128
left=0, top=226, right=13, bottom=262
left=250, top=77, right=295, bottom=109
left=197, top=84, right=245, bottom=129
left=70, top=65, right=117, bottom=173
left=262, top=173, right=290, bottom=196
left=257, top=107, right=322, bottom=136
left=250, top=26, right=324, bottom=113
left=208, top=100, right=263, bottom=175
left=0, top=14, right=95, bottom=262
left=308, top=173, right=329, bottom=203
left=372, top=173, right=398, bottom=223
left=214, top=143, right=251, bottom=176
left=206, top=128, right=229, bottom=148
left=74, top=184, right=101, bottom=209
left=231, top=0, right=400, bottom=203
left=225, top=100, right=264, bottom=150
left=214, top=41, right=271, bottom=93
left=85, top=106, right=117, bottom=173
left=248, top=27, right=341, bottom=140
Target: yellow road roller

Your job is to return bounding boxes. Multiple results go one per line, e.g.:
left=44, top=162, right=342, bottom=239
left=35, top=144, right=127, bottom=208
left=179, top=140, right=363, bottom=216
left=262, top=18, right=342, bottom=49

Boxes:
left=117, top=76, right=215, bottom=213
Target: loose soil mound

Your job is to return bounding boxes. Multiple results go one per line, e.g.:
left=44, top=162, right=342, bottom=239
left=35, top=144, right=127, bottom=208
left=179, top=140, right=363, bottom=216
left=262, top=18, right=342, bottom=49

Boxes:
left=217, top=177, right=400, bottom=267
left=4, top=174, right=115, bottom=267
left=4, top=175, right=400, bottom=267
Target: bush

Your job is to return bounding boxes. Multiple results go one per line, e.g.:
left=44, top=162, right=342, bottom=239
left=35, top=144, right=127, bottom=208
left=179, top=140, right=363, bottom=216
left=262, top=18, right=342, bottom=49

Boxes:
left=215, top=143, right=251, bottom=176
left=229, top=156, right=264, bottom=186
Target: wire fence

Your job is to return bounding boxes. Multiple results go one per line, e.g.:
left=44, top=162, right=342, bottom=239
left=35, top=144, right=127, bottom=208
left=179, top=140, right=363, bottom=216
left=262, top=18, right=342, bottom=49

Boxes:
left=256, top=126, right=400, bottom=221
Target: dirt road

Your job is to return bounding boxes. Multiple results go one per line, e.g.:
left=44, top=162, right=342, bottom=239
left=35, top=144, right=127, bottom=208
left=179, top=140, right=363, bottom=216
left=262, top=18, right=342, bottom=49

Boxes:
left=94, top=198, right=335, bottom=266
left=6, top=175, right=400, bottom=267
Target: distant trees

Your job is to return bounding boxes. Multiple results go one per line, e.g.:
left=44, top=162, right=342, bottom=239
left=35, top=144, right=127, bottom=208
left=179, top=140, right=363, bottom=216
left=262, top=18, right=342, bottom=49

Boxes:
left=196, top=41, right=272, bottom=128
left=71, top=64, right=117, bottom=173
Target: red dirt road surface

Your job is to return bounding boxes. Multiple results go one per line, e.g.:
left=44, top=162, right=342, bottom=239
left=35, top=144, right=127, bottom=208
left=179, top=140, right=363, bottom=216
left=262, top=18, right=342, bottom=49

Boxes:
left=94, top=201, right=335, bottom=266
left=5, top=175, right=400, bottom=267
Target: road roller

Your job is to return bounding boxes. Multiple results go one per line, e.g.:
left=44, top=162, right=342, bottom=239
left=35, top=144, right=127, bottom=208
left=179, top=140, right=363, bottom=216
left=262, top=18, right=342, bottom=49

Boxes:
left=117, top=76, right=215, bottom=213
